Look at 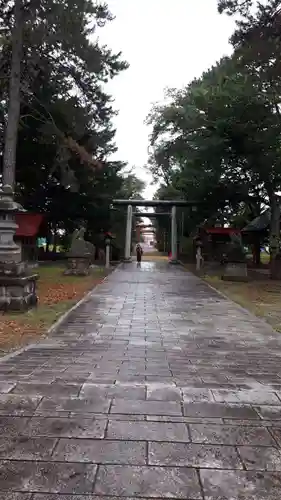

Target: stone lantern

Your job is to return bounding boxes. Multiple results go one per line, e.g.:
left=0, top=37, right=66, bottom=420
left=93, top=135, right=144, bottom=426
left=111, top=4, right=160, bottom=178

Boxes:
left=0, top=185, right=38, bottom=311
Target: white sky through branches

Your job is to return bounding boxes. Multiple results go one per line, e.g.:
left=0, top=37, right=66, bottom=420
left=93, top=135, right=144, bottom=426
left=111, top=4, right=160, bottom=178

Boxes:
left=97, top=0, right=235, bottom=198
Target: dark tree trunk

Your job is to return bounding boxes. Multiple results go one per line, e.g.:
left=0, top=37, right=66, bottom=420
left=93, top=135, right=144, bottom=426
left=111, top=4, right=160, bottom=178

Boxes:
left=53, top=225, right=58, bottom=253
left=3, top=0, right=23, bottom=189
left=269, top=193, right=281, bottom=279
left=252, top=236, right=261, bottom=267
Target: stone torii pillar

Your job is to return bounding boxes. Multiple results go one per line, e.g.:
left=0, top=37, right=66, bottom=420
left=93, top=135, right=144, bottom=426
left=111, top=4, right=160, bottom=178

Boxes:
left=170, top=205, right=178, bottom=263
left=124, top=204, right=133, bottom=261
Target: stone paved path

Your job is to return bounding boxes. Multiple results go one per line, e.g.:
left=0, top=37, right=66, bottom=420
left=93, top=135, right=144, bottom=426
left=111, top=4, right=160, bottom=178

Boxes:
left=1, top=262, right=281, bottom=498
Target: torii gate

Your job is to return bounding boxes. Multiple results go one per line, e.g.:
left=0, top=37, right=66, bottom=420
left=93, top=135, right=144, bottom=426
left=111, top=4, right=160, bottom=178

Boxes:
left=113, top=199, right=197, bottom=263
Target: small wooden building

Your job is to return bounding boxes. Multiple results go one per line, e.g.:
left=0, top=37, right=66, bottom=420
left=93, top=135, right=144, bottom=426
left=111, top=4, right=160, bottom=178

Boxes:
left=15, top=213, right=45, bottom=261
left=196, top=227, right=242, bottom=262
left=242, top=210, right=270, bottom=266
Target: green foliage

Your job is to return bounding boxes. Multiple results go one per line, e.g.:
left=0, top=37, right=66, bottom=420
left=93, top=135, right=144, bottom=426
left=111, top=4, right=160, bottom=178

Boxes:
left=149, top=0, right=281, bottom=273
left=217, top=0, right=281, bottom=270
left=147, top=51, right=281, bottom=267
left=217, top=0, right=255, bottom=15
left=0, top=1, right=142, bottom=244
left=118, top=173, right=145, bottom=200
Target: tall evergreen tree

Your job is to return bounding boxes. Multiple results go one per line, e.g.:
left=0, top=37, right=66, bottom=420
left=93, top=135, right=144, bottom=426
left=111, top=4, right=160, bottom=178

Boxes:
left=0, top=0, right=131, bottom=242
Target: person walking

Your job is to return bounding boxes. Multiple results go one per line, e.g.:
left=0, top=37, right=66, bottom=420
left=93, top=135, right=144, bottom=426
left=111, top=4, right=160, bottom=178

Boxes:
left=136, top=243, right=143, bottom=265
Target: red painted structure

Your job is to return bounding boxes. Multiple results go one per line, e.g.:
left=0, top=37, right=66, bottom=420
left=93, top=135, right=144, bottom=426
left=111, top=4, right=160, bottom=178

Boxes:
left=15, top=213, right=44, bottom=237
left=15, top=213, right=45, bottom=261
left=203, top=227, right=241, bottom=235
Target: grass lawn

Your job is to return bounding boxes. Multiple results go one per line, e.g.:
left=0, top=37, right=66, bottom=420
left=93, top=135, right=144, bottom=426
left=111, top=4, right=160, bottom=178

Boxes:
left=246, top=252, right=270, bottom=265
left=0, top=264, right=109, bottom=354
left=143, top=253, right=168, bottom=261
left=260, top=252, right=270, bottom=264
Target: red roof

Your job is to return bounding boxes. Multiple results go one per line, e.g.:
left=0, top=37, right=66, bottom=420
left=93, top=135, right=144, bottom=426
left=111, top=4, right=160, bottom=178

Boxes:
left=204, top=228, right=241, bottom=235
left=15, top=213, right=44, bottom=237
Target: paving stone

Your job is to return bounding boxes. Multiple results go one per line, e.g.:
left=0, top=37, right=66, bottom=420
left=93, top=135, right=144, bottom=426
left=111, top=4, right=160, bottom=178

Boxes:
left=54, top=375, right=92, bottom=384
left=34, top=410, right=71, bottom=417
left=0, top=416, right=29, bottom=436
left=0, top=460, right=96, bottom=493
left=149, top=442, right=242, bottom=469
left=94, top=465, right=203, bottom=498
left=36, top=396, right=111, bottom=414
left=31, top=496, right=186, bottom=500
left=0, top=382, right=16, bottom=394
left=222, top=418, right=277, bottom=426
left=200, top=469, right=281, bottom=499
left=32, top=496, right=132, bottom=500
left=146, top=385, right=182, bottom=401
left=183, top=402, right=259, bottom=419
left=212, top=389, right=281, bottom=405
left=255, top=405, right=281, bottom=420
left=0, top=495, right=32, bottom=500
left=83, top=413, right=146, bottom=421
left=238, top=446, right=281, bottom=471
left=0, top=435, right=57, bottom=460
left=144, top=415, right=223, bottom=424
left=190, top=424, right=275, bottom=445
left=268, top=427, right=281, bottom=446
left=182, top=388, right=214, bottom=403
left=25, top=416, right=107, bottom=438
left=106, top=420, right=190, bottom=442
left=0, top=395, right=41, bottom=416
left=111, top=400, right=182, bottom=416
left=12, top=383, right=81, bottom=397
left=30, top=496, right=112, bottom=500
left=52, top=438, right=146, bottom=464
left=80, top=383, right=146, bottom=400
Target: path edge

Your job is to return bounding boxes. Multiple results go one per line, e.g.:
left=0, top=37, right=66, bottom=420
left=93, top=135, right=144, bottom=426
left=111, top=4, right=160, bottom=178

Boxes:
left=183, top=264, right=276, bottom=335
left=206, top=279, right=275, bottom=332
left=0, top=262, right=123, bottom=365
left=47, top=262, right=122, bottom=335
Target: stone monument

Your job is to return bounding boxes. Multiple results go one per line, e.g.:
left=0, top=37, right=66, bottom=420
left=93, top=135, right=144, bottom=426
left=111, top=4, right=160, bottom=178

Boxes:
left=65, top=225, right=95, bottom=276
left=222, top=232, right=248, bottom=282
left=0, top=185, right=38, bottom=311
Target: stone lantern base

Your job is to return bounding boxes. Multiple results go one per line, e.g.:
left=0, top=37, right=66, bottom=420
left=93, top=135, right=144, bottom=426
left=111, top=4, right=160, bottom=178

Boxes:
left=0, top=269, right=38, bottom=312
left=222, top=262, right=248, bottom=282
left=64, top=256, right=91, bottom=276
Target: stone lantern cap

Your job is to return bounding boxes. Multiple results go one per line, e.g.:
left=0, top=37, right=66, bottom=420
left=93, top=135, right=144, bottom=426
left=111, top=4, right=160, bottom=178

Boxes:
left=104, top=231, right=113, bottom=241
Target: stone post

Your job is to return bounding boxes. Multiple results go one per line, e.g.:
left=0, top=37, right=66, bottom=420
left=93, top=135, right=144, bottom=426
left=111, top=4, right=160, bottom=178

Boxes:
left=124, top=204, right=132, bottom=261
left=170, top=205, right=178, bottom=263
left=196, top=246, right=203, bottom=271
left=104, top=235, right=111, bottom=270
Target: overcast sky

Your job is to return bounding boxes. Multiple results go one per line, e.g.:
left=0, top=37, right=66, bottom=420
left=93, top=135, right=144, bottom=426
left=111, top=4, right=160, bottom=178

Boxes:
left=98, top=0, right=235, bottom=198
